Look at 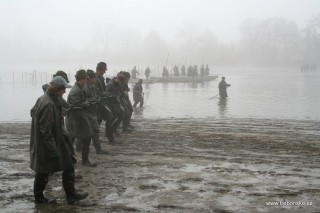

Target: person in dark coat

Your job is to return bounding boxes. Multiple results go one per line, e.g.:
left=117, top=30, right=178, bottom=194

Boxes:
left=30, top=76, right=88, bottom=204
left=133, top=79, right=144, bottom=108
left=144, top=67, right=151, bottom=80
left=205, top=64, right=210, bottom=76
left=84, top=70, right=108, bottom=154
left=95, top=62, right=115, bottom=144
left=181, top=65, right=186, bottom=76
left=66, top=70, right=96, bottom=167
left=119, top=71, right=134, bottom=132
left=193, top=65, right=198, bottom=77
left=200, top=65, right=205, bottom=77
left=187, top=65, right=192, bottom=77
left=218, top=76, right=231, bottom=99
left=131, top=66, right=139, bottom=79
left=105, top=74, right=126, bottom=135
left=162, top=66, right=169, bottom=77
left=173, top=65, right=179, bottom=76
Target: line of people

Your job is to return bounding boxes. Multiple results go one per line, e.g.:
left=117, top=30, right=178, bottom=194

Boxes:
left=131, top=66, right=151, bottom=80
left=29, top=62, right=143, bottom=205
left=131, top=64, right=211, bottom=80
left=163, top=64, right=210, bottom=78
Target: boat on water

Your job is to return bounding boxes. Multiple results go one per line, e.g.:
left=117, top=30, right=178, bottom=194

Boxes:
left=129, top=75, right=218, bottom=84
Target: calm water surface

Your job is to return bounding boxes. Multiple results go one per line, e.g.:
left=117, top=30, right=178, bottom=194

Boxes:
left=0, top=68, right=319, bottom=122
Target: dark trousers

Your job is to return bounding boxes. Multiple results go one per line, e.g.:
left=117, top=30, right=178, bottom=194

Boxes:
left=121, top=98, right=133, bottom=129
left=81, top=137, right=91, bottom=163
left=133, top=99, right=144, bottom=108
left=73, top=137, right=91, bottom=163
left=109, top=103, right=124, bottom=132
left=98, top=118, right=114, bottom=142
left=97, top=103, right=115, bottom=141
left=87, top=114, right=102, bottom=152
left=34, top=169, right=76, bottom=198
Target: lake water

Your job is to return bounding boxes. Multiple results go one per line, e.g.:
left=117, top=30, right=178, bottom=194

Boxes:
left=0, top=67, right=319, bottom=122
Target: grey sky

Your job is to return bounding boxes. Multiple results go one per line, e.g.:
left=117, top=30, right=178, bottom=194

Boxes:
left=1, top=0, right=319, bottom=44
left=0, top=0, right=319, bottom=71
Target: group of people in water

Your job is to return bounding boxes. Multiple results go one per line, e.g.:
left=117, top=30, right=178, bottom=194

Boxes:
left=130, top=64, right=211, bottom=79
left=162, top=64, right=210, bottom=77
left=301, top=64, right=317, bottom=72
left=163, top=64, right=211, bottom=78
left=29, top=61, right=230, bottom=205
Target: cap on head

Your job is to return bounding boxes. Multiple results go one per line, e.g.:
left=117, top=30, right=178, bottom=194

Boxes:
left=121, top=71, right=130, bottom=79
left=75, top=69, right=89, bottom=79
left=116, top=74, right=126, bottom=83
left=222, top=76, right=225, bottom=79
left=50, top=76, right=72, bottom=88
left=96, top=62, right=107, bottom=71
left=87, top=69, right=96, bottom=78
left=54, top=70, right=69, bottom=83
left=138, top=79, right=143, bottom=84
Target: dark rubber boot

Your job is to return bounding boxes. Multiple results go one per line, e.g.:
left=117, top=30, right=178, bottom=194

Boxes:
left=63, top=169, right=89, bottom=204
left=34, top=173, right=57, bottom=204
left=66, top=192, right=89, bottom=204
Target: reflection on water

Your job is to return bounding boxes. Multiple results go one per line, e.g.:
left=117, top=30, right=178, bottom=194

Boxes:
left=1, top=68, right=320, bottom=121
left=218, top=98, right=228, bottom=117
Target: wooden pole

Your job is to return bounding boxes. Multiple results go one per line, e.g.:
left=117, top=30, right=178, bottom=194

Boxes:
left=165, top=53, right=170, bottom=66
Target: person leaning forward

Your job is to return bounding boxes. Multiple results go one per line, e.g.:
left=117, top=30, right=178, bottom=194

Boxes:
left=105, top=74, right=127, bottom=135
left=66, top=70, right=96, bottom=167
left=95, top=62, right=115, bottom=144
left=30, top=76, right=88, bottom=205
left=84, top=70, right=109, bottom=154
left=119, top=71, right=134, bottom=132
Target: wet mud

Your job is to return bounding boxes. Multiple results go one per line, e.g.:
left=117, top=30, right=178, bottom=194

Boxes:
left=0, top=118, right=319, bottom=212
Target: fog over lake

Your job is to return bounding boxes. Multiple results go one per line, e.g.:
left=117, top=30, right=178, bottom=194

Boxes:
left=0, top=0, right=319, bottom=121
left=0, top=67, right=319, bottom=122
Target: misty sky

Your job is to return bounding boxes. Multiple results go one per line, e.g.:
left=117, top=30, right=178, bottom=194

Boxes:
left=1, top=0, right=319, bottom=43
left=0, top=0, right=319, bottom=70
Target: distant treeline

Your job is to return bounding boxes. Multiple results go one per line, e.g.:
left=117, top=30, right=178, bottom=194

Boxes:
left=1, top=14, right=319, bottom=67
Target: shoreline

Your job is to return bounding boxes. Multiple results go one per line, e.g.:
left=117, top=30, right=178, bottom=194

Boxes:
left=0, top=117, right=319, bottom=212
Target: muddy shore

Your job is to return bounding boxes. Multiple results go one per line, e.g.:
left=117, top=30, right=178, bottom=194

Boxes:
left=0, top=118, right=319, bottom=212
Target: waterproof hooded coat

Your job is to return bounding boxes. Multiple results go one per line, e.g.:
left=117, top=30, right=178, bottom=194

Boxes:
left=30, top=93, right=75, bottom=173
